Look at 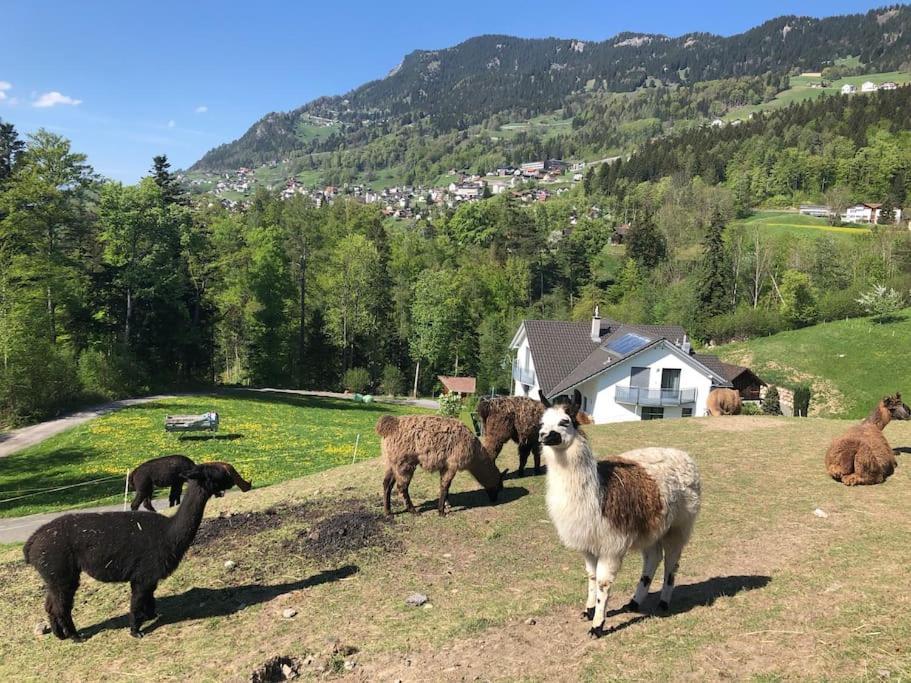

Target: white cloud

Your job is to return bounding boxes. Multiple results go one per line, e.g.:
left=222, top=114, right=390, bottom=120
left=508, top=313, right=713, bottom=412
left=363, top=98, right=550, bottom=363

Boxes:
left=167, top=119, right=176, bottom=128
left=33, top=91, right=82, bottom=108
left=194, top=105, right=208, bottom=114
left=0, top=81, right=11, bottom=101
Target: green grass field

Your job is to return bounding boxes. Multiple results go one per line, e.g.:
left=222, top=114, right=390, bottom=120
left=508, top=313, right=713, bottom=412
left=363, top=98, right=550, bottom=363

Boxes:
left=0, top=393, right=429, bottom=519
left=731, top=210, right=871, bottom=239
left=716, top=311, right=911, bottom=418
left=724, top=69, right=911, bottom=121
left=2, top=416, right=910, bottom=679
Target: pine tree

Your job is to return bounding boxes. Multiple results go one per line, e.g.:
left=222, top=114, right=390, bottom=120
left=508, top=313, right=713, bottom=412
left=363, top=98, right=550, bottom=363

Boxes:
left=625, top=211, right=667, bottom=270
left=695, top=212, right=731, bottom=318
left=762, top=386, right=782, bottom=415
left=151, top=155, right=183, bottom=205
left=0, top=120, right=25, bottom=181
left=878, top=199, right=895, bottom=226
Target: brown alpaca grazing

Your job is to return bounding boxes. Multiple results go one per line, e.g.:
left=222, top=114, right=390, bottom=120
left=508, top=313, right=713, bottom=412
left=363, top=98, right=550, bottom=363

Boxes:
left=477, top=396, right=546, bottom=475
left=376, top=415, right=506, bottom=516
left=825, top=393, right=910, bottom=486
left=706, top=388, right=742, bottom=416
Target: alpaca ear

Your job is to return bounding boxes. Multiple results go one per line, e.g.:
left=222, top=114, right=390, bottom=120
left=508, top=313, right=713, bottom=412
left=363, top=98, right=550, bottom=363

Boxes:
left=540, top=394, right=551, bottom=408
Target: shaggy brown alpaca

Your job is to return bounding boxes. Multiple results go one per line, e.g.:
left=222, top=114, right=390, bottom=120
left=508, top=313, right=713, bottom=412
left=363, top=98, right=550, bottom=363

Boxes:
left=477, top=396, right=546, bottom=475
left=706, top=388, right=742, bottom=416
left=825, top=393, right=910, bottom=486
left=376, top=415, right=506, bottom=516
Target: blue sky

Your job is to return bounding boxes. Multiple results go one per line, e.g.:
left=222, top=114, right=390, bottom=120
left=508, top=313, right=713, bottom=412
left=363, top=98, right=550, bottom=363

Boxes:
left=0, top=0, right=892, bottom=182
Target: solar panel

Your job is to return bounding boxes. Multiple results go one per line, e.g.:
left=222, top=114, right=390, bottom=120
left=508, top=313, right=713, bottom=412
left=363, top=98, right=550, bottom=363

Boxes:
left=605, top=332, right=650, bottom=356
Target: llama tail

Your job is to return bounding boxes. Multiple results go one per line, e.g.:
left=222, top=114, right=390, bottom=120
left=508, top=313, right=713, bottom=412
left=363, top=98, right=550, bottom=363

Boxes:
left=22, top=535, right=35, bottom=565
left=375, top=415, right=399, bottom=438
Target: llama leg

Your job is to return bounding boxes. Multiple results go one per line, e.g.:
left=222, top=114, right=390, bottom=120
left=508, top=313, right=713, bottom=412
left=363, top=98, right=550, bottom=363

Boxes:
left=580, top=552, right=597, bottom=620
left=45, top=589, right=68, bottom=640
left=658, top=534, right=687, bottom=612
left=532, top=442, right=543, bottom=475
left=382, top=468, right=395, bottom=515
left=437, top=468, right=457, bottom=516
left=59, top=579, right=81, bottom=640
left=129, top=493, right=143, bottom=511
left=169, top=483, right=182, bottom=507
left=142, top=495, right=156, bottom=513
left=129, top=581, right=155, bottom=637
left=590, top=555, right=622, bottom=637
left=627, top=544, right=663, bottom=612
left=517, top=443, right=530, bottom=475
left=396, top=466, right=417, bottom=513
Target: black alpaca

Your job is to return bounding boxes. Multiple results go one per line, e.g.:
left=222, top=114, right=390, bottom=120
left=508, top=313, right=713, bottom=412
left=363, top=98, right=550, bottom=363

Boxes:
left=24, top=462, right=252, bottom=639
left=128, top=454, right=196, bottom=511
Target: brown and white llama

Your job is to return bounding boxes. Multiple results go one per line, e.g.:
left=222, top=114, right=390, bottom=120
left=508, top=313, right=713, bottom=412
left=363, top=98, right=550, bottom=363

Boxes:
left=376, top=414, right=506, bottom=516
left=825, top=392, right=910, bottom=486
left=539, top=390, right=701, bottom=638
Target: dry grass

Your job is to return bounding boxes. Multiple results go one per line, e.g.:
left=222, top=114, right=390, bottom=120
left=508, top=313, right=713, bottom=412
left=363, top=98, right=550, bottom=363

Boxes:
left=2, top=416, right=911, bottom=681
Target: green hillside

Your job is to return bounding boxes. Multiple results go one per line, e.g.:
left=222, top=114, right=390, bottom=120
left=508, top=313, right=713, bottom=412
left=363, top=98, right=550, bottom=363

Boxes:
left=731, top=210, right=871, bottom=240
left=715, top=311, right=911, bottom=419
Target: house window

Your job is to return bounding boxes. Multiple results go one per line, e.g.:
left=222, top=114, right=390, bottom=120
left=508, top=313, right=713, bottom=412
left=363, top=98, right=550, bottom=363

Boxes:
left=630, top=367, right=650, bottom=388
left=682, top=407, right=693, bottom=418
left=524, top=347, right=530, bottom=370
left=661, top=368, right=681, bottom=392
left=641, top=407, right=664, bottom=420
left=582, top=395, right=589, bottom=412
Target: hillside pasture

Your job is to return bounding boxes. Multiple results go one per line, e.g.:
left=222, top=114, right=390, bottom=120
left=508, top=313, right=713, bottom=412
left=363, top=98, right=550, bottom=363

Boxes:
left=1, top=416, right=910, bottom=680
left=0, top=393, right=429, bottom=519
left=717, top=311, right=911, bottom=419
left=731, top=210, right=870, bottom=240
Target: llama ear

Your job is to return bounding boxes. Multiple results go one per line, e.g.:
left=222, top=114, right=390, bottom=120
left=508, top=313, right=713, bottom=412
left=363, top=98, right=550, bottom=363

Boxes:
left=568, top=389, right=582, bottom=415
left=540, top=394, right=551, bottom=408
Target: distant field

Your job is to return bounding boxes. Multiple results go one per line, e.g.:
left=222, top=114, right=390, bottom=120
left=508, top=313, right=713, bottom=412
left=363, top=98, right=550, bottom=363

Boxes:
left=498, top=111, right=573, bottom=139
left=731, top=210, right=871, bottom=239
left=725, top=70, right=911, bottom=121
left=716, top=310, right=911, bottom=418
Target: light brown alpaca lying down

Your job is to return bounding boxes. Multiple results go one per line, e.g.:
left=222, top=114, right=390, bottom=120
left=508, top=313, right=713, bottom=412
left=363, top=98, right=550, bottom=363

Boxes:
left=825, top=393, right=910, bottom=486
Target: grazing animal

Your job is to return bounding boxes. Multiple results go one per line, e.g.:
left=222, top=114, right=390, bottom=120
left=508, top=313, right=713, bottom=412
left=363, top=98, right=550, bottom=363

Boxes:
left=825, top=392, right=910, bottom=486
left=376, top=414, right=506, bottom=516
left=706, top=388, right=742, bottom=416
left=23, top=462, right=252, bottom=640
left=128, top=454, right=196, bottom=512
left=477, top=396, right=546, bottom=475
left=539, top=390, right=701, bottom=638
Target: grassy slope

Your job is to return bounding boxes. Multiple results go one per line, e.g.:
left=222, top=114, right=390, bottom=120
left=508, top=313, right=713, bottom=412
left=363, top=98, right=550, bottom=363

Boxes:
left=2, top=416, right=911, bottom=680
left=0, top=393, right=429, bottom=518
left=716, top=311, right=911, bottom=419
left=732, top=210, right=871, bottom=240
left=724, top=69, right=911, bottom=121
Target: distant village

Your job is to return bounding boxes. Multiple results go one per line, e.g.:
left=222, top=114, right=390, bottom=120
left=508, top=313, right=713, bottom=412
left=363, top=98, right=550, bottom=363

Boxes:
left=180, top=158, right=599, bottom=218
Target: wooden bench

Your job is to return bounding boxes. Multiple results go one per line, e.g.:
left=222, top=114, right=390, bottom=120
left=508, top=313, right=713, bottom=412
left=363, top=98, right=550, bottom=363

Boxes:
left=165, top=412, right=219, bottom=433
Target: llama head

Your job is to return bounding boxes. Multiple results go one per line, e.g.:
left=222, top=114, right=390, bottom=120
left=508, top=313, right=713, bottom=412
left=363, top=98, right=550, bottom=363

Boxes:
left=538, top=389, right=583, bottom=449
left=185, top=462, right=252, bottom=497
left=883, top=392, right=911, bottom=420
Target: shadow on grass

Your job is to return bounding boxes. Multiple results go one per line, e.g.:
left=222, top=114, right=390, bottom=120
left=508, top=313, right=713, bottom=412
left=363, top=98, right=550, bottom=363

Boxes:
left=177, top=433, right=244, bottom=442
left=80, top=564, right=359, bottom=639
left=413, top=485, right=529, bottom=514
left=893, top=446, right=911, bottom=454
left=223, top=389, right=393, bottom=414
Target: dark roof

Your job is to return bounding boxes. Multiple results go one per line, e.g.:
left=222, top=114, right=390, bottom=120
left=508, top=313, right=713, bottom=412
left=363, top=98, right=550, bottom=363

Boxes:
left=714, top=361, right=766, bottom=386
left=523, top=318, right=730, bottom=398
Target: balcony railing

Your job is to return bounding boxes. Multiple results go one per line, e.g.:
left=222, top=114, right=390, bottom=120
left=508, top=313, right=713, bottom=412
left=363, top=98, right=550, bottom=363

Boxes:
left=512, top=362, right=536, bottom=386
left=615, top=386, right=697, bottom=406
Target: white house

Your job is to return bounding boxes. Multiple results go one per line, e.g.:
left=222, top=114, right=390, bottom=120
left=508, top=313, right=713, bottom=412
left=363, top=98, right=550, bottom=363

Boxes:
left=880, top=81, right=898, bottom=91
left=861, top=81, right=877, bottom=93
left=509, top=310, right=751, bottom=423
left=841, top=84, right=857, bottom=95
left=843, top=203, right=903, bottom=224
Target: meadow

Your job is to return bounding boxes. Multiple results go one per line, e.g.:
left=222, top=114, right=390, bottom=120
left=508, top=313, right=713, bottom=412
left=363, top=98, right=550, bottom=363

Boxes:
left=716, top=311, right=911, bottom=419
left=2, top=415, right=910, bottom=680
left=730, top=210, right=870, bottom=240
left=0, top=393, right=429, bottom=519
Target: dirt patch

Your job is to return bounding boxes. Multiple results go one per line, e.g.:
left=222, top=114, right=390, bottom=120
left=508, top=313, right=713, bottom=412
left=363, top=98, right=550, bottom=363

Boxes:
left=194, top=503, right=315, bottom=548
left=698, top=416, right=789, bottom=432
left=250, top=655, right=302, bottom=682
left=284, top=505, right=397, bottom=561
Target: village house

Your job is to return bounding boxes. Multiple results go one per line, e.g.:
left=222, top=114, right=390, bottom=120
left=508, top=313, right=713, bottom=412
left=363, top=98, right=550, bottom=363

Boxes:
left=861, top=81, right=877, bottom=93
left=841, top=84, right=857, bottom=95
left=509, top=309, right=761, bottom=423
left=880, top=81, right=898, bottom=90
left=843, top=203, right=903, bottom=224
left=799, top=204, right=832, bottom=219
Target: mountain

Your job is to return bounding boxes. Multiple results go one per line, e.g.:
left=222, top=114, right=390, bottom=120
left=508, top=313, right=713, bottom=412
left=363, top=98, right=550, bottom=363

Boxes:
left=191, top=5, right=911, bottom=174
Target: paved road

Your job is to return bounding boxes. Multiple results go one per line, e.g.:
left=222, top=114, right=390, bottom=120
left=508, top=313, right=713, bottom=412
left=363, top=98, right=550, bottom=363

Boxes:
left=0, top=395, right=175, bottom=459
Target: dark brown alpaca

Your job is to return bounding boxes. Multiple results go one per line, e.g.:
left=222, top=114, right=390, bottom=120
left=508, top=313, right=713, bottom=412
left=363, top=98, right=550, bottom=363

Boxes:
left=825, top=393, right=910, bottom=486
left=477, top=396, right=546, bottom=475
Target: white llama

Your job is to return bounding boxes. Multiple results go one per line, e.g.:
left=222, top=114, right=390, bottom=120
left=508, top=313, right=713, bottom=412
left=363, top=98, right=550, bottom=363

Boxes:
left=539, top=390, right=701, bottom=637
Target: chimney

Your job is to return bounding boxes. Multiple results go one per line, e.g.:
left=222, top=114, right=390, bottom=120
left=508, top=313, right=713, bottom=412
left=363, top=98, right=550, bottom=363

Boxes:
left=590, top=306, right=601, bottom=343
left=681, top=333, right=692, bottom=354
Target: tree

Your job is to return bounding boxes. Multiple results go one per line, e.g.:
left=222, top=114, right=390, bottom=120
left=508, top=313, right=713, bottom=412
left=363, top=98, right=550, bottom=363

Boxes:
left=824, top=185, right=852, bottom=226
left=762, top=386, right=782, bottom=415
left=0, top=120, right=24, bottom=181
left=151, top=155, right=183, bottom=205
left=625, top=211, right=667, bottom=270
left=878, top=199, right=895, bottom=226
left=856, top=284, right=905, bottom=322
left=410, top=269, right=468, bottom=393
left=695, top=212, right=731, bottom=319
left=778, top=270, right=818, bottom=327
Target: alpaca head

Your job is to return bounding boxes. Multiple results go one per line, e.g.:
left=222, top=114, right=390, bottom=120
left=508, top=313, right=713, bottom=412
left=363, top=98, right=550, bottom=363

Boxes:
left=185, top=462, right=252, bottom=497
left=539, top=389, right=583, bottom=450
left=883, top=393, right=911, bottom=420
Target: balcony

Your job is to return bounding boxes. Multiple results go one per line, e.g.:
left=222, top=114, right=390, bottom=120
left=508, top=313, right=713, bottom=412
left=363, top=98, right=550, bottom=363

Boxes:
left=512, top=362, right=536, bottom=386
left=615, top=386, right=697, bottom=406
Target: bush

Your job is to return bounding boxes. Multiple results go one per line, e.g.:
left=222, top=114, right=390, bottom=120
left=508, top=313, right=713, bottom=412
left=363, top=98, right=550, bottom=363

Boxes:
left=779, top=270, right=818, bottom=327
left=438, top=392, right=463, bottom=418
left=856, top=284, right=906, bottom=322
left=740, top=402, right=762, bottom=415
left=342, top=367, right=371, bottom=394
left=817, top=288, right=865, bottom=321
left=0, top=342, right=81, bottom=426
left=793, top=384, right=811, bottom=417
left=78, top=347, right=149, bottom=400
left=762, top=385, right=782, bottom=416
left=379, top=364, right=405, bottom=396
left=701, top=305, right=784, bottom=343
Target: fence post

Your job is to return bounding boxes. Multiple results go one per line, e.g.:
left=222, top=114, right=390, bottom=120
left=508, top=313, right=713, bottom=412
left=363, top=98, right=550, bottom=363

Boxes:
left=123, top=469, right=130, bottom=511
left=351, top=434, right=360, bottom=465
